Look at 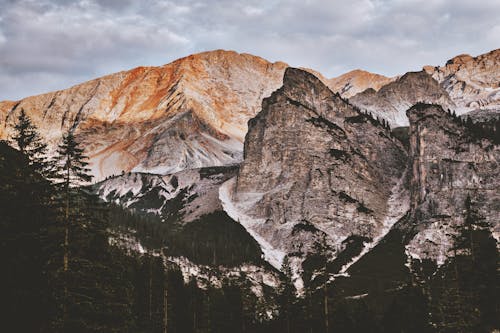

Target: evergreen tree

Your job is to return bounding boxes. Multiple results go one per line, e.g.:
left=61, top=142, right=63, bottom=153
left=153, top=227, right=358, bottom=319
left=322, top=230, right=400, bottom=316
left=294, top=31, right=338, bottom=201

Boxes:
left=10, top=109, right=50, bottom=175
left=0, top=142, right=55, bottom=331
left=278, top=256, right=297, bottom=333
left=430, top=195, right=498, bottom=333
left=53, top=130, right=92, bottom=327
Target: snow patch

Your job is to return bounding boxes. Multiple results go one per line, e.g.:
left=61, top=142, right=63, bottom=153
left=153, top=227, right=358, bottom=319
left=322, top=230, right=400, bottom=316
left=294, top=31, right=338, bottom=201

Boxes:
left=219, top=177, right=286, bottom=270
left=405, top=221, right=454, bottom=266
left=338, top=169, right=410, bottom=275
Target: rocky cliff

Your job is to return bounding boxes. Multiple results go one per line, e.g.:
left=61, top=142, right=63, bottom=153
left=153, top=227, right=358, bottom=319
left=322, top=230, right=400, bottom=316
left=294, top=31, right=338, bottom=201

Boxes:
left=0, top=50, right=288, bottom=180
left=349, top=71, right=454, bottom=127
left=328, top=69, right=395, bottom=98
left=424, top=49, right=500, bottom=114
left=94, top=165, right=238, bottom=224
left=404, top=103, right=500, bottom=264
left=219, top=68, right=408, bottom=282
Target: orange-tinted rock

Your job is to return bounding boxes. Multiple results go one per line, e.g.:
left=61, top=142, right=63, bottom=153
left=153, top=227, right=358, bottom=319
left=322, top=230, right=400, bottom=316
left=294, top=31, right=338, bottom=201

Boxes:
left=0, top=50, right=288, bottom=180
left=328, top=69, right=395, bottom=98
left=423, top=48, right=500, bottom=113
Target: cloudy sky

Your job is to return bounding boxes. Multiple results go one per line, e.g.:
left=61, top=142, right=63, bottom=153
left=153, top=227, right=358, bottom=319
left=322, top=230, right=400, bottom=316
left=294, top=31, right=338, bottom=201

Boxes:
left=0, top=0, right=499, bottom=100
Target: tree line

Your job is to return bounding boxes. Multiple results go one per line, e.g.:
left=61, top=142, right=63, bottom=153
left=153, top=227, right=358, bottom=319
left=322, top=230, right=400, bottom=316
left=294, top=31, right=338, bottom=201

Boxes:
left=1, top=109, right=498, bottom=332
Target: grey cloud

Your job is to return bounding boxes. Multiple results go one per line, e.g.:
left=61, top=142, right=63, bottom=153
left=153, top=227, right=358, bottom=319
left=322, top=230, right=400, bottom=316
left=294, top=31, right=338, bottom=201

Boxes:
left=0, top=0, right=498, bottom=100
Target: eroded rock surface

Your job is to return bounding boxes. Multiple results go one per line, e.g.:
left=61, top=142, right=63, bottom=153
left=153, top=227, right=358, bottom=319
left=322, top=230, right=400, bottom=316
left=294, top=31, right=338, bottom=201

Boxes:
left=0, top=50, right=288, bottom=180
left=424, top=49, right=500, bottom=114
left=349, top=71, right=454, bottom=127
left=221, top=68, right=408, bottom=273
left=405, top=104, right=500, bottom=264
left=328, top=69, right=395, bottom=98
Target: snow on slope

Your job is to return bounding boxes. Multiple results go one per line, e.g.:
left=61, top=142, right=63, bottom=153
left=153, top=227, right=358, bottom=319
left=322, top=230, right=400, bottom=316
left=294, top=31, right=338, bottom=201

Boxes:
left=337, top=169, right=410, bottom=276
left=95, top=165, right=237, bottom=222
left=219, top=177, right=286, bottom=270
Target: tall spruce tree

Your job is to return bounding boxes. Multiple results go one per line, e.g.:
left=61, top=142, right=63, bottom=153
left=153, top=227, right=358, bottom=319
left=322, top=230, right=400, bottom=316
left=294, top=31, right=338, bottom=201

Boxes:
left=55, top=130, right=91, bottom=271
left=430, top=195, right=498, bottom=332
left=279, top=256, right=297, bottom=333
left=54, top=130, right=92, bottom=325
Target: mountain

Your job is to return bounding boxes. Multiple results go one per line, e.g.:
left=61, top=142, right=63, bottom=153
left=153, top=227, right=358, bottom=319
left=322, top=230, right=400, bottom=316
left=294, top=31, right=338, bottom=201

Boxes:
left=2, top=49, right=497, bottom=182
left=100, top=66, right=498, bottom=285
left=94, top=165, right=238, bottom=224
left=219, top=68, right=408, bottom=286
left=404, top=103, right=500, bottom=264
left=328, top=69, right=395, bottom=98
left=349, top=71, right=455, bottom=127
left=0, top=50, right=288, bottom=180
left=3, top=47, right=498, bottom=332
left=424, top=49, right=500, bottom=114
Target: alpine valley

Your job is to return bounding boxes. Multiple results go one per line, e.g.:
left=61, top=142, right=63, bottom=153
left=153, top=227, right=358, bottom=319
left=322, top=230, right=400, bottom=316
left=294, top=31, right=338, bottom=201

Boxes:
left=1, top=49, right=499, bottom=333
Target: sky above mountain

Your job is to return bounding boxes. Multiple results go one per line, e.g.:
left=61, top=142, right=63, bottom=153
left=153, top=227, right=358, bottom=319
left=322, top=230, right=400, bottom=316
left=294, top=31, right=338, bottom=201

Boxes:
left=0, top=0, right=499, bottom=100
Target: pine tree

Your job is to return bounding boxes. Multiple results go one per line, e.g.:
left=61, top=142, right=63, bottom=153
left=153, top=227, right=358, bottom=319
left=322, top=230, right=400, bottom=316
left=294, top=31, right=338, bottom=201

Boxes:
left=279, top=256, right=296, bottom=333
left=10, top=109, right=50, bottom=175
left=311, top=240, right=333, bottom=333
left=431, top=195, right=498, bottom=332
left=54, top=130, right=92, bottom=326
left=55, top=130, right=92, bottom=271
left=0, top=142, right=56, bottom=331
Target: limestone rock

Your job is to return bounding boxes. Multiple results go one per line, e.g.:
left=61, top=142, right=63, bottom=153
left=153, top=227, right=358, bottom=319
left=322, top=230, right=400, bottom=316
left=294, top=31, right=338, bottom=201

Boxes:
left=0, top=50, right=288, bottom=181
left=423, top=49, right=500, bottom=114
left=220, top=68, right=408, bottom=272
left=404, top=104, right=500, bottom=264
left=328, top=69, right=395, bottom=98
left=349, top=71, right=454, bottom=127
left=94, top=165, right=238, bottom=224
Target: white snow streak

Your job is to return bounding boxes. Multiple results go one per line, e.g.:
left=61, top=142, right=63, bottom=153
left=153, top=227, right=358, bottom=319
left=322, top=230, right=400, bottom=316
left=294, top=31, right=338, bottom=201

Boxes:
left=337, top=169, right=410, bottom=276
left=219, top=177, right=286, bottom=270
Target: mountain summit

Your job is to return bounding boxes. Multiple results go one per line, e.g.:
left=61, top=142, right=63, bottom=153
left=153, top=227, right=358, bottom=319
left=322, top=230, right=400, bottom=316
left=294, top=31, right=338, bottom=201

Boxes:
left=0, top=50, right=288, bottom=180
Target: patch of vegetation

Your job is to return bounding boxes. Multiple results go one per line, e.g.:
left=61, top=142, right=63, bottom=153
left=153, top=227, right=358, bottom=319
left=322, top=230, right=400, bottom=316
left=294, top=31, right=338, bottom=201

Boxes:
left=199, top=165, right=238, bottom=179
left=329, top=148, right=349, bottom=161
left=306, top=116, right=346, bottom=136
left=357, top=202, right=373, bottom=214
left=339, top=191, right=358, bottom=204
left=292, top=220, right=321, bottom=235
left=329, top=235, right=372, bottom=273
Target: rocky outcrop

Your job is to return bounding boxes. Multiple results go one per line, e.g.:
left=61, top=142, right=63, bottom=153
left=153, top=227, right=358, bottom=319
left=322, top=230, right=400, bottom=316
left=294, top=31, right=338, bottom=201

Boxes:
left=424, top=49, right=500, bottom=114
left=328, top=69, right=395, bottom=98
left=0, top=50, right=288, bottom=180
left=94, top=165, right=237, bottom=224
left=404, top=103, right=500, bottom=264
left=220, top=68, right=408, bottom=274
left=349, top=71, right=454, bottom=127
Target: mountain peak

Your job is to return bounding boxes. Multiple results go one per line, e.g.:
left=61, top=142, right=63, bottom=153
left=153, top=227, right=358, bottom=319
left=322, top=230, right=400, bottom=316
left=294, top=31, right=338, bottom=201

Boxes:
left=349, top=70, right=454, bottom=127
left=424, top=48, right=500, bottom=113
left=282, top=67, right=326, bottom=89
left=0, top=50, right=289, bottom=181
left=445, top=53, right=474, bottom=65
left=328, top=68, right=394, bottom=98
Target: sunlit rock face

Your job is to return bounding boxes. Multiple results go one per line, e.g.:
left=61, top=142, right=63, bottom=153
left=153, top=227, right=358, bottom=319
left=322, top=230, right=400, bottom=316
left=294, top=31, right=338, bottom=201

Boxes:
left=0, top=50, right=288, bottom=181
left=221, top=68, right=408, bottom=271
left=328, top=69, right=395, bottom=98
left=423, top=49, right=500, bottom=114
left=404, top=104, right=500, bottom=265
left=347, top=49, right=499, bottom=128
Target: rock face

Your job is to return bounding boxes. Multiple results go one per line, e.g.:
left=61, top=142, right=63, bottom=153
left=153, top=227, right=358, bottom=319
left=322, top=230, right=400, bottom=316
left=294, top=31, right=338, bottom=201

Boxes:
left=220, top=68, right=408, bottom=272
left=94, top=165, right=238, bottom=224
left=423, top=49, right=500, bottom=114
left=0, top=50, right=288, bottom=180
left=349, top=71, right=455, bottom=127
left=404, top=104, right=500, bottom=264
left=328, top=69, right=395, bottom=98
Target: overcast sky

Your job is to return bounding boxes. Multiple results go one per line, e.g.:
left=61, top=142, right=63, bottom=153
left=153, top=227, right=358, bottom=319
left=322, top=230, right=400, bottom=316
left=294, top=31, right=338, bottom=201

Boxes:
left=0, top=0, right=499, bottom=100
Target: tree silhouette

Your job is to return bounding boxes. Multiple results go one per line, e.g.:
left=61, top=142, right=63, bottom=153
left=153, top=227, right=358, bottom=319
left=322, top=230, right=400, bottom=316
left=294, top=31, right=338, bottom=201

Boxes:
left=10, top=109, right=50, bottom=175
